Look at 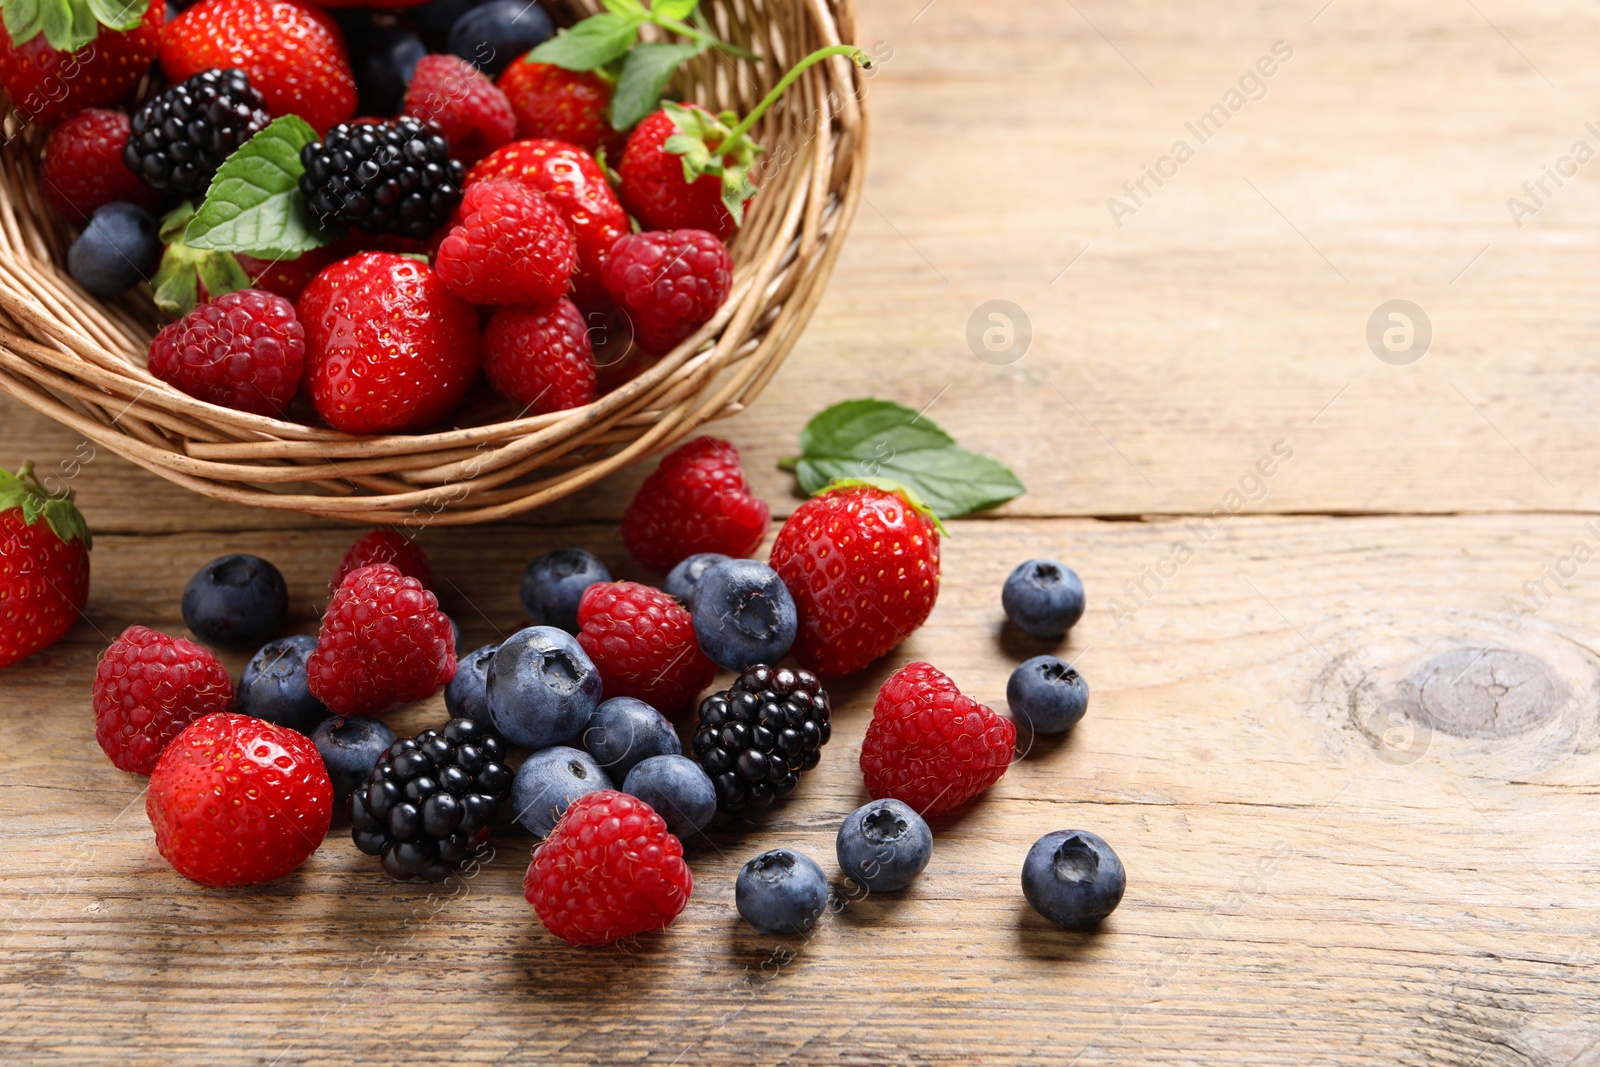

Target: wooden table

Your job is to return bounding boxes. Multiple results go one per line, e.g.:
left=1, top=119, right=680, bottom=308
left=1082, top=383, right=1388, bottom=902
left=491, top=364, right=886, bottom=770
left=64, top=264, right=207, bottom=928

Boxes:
left=5, top=1, right=1598, bottom=1062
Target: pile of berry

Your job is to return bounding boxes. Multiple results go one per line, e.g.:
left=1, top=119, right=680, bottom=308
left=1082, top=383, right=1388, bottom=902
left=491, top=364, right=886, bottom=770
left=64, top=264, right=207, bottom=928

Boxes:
left=15, top=0, right=862, bottom=434
left=13, top=429, right=1126, bottom=945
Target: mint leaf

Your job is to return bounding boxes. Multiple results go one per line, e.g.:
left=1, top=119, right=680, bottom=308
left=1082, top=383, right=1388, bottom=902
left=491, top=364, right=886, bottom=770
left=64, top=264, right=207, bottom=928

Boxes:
left=649, top=0, right=699, bottom=19
left=524, top=12, right=640, bottom=71
left=185, top=116, right=337, bottom=259
left=600, top=0, right=645, bottom=14
left=611, top=40, right=702, bottom=130
left=785, top=398, right=1025, bottom=518
left=84, top=0, right=148, bottom=32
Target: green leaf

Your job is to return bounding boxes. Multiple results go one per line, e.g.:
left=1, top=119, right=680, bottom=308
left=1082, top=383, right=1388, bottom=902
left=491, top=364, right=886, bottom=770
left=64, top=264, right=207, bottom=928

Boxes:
left=3, top=0, right=45, bottom=45
left=600, top=0, right=644, bottom=14
left=185, top=116, right=338, bottom=259
left=153, top=204, right=251, bottom=317
left=649, top=0, right=699, bottom=19
left=3, top=0, right=146, bottom=48
left=784, top=398, right=1025, bottom=519
left=524, top=12, right=640, bottom=71
left=36, top=0, right=82, bottom=51
left=611, top=40, right=703, bottom=130
left=0, top=465, right=90, bottom=549
left=84, top=0, right=148, bottom=32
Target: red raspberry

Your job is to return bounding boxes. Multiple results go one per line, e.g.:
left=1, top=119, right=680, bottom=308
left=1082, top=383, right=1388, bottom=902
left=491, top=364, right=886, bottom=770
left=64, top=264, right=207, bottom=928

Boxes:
left=621, top=437, right=769, bottom=573
left=524, top=789, right=692, bottom=946
left=601, top=229, right=733, bottom=356
left=147, top=712, right=333, bottom=886
left=617, top=107, right=746, bottom=240
left=307, top=563, right=457, bottom=716
left=39, top=109, right=157, bottom=220
left=467, top=139, right=631, bottom=300
left=93, top=626, right=235, bottom=775
left=579, top=299, right=655, bottom=394
left=497, top=60, right=619, bottom=156
left=576, top=581, right=716, bottom=716
left=402, top=54, right=515, bottom=165
left=330, top=529, right=434, bottom=592
left=435, top=179, right=576, bottom=307
left=859, top=662, right=1015, bottom=816
left=297, top=252, right=481, bottom=434
left=482, top=300, right=596, bottom=414
left=769, top=483, right=942, bottom=677
left=147, top=289, right=305, bottom=418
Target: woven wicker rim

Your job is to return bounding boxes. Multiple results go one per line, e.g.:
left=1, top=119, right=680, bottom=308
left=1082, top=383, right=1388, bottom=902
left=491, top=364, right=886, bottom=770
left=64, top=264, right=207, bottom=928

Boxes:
left=0, top=0, right=868, bottom=525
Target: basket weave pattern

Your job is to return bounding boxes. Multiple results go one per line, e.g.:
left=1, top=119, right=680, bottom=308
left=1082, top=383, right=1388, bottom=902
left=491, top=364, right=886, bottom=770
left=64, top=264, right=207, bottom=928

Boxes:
left=0, top=0, right=867, bottom=524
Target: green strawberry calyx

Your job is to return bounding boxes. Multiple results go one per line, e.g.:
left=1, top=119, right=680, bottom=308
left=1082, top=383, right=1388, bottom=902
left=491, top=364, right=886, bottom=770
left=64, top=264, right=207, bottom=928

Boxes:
left=0, top=462, right=92, bottom=550
left=663, top=44, right=871, bottom=226
left=153, top=203, right=252, bottom=318
left=822, top=477, right=950, bottom=538
left=1, top=0, right=152, bottom=54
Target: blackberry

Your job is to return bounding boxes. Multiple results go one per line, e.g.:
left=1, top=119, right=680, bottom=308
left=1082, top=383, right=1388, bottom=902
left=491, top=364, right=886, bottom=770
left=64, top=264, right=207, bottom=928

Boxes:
left=348, top=716, right=512, bottom=882
left=124, top=68, right=271, bottom=198
left=299, top=117, right=465, bottom=239
left=692, top=665, right=831, bottom=814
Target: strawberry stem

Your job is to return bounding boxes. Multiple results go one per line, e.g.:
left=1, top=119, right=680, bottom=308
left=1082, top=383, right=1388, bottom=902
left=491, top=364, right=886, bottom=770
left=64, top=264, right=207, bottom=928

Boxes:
left=722, top=46, right=871, bottom=146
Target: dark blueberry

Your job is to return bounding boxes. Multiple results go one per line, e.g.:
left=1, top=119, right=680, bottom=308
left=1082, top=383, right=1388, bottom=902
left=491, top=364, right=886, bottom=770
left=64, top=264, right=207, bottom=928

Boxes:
left=1002, top=559, right=1086, bottom=639
left=238, top=635, right=326, bottom=733
left=663, top=552, right=729, bottom=608
left=313, top=715, right=396, bottom=804
left=485, top=626, right=603, bottom=748
left=509, top=746, right=611, bottom=837
left=67, top=202, right=158, bottom=298
left=1006, top=655, right=1089, bottom=735
left=413, top=0, right=481, bottom=41
left=181, top=553, right=289, bottom=649
left=836, top=799, right=932, bottom=892
left=447, top=0, right=554, bottom=77
left=446, top=642, right=499, bottom=723
left=621, top=755, right=716, bottom=838
left=690, top=559, right=798, bottom=673
left=519, top=548, right=610, bottom=633
left=582, top=696, right=681, bottom=780
left=735, top=849, right=828, bottom=935
left=1022, top=830, right=1126, bottom=928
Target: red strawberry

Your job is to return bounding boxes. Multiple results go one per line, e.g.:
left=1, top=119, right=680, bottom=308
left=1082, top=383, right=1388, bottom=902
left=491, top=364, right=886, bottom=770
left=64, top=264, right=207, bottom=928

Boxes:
left=600, top=228, right=733, bottom=356
left=296, top=252, right=481, bottom=434
left=434, top=179, right=575, bottom=307
left=93, top=625, right=234, bottom=774
left=524, top=789, right=692, bottom=946
left=330, top=529, right=433, bottom=592
left=160, top=0, right=357, bottom=132
left=39, top=108, right=157, bottom=219
left=860, top=662, right=1014, bottom=816
left=307, top=562, right=456, bottom=716
left=147, top=712, right=333, bottom=886
left=403, top=54, right=515, bottom=165
left=236, top=243, right=348, bottom=302
left=616, top=106, right=746, bottom=240
left=576, top=581, right=716, bottom=716
left=147, top=289, right=306, bottom=417
left=0, top=5, right=162, bottom=128
left=467, top=139, right=630, bottom=300
left=483, top=300, right=596, bottom=414
left=497, top=59, right=620, bottom=156
left=621, top=437, right=770, bottom=573
left=0, top=463, right=90, bottom=670
left=768, top=483, right=941, bottom=677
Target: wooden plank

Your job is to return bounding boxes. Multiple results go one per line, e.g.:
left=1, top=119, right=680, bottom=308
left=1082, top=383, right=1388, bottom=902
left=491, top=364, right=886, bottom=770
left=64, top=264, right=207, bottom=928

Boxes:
left=2, top=515, right=1596, bottom=1064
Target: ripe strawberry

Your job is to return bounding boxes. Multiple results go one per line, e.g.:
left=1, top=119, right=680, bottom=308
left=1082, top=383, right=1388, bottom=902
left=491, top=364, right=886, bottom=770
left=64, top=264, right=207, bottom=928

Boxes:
left=297, top=252, right=481, bottom=434
left=0, top=5, right=162, bottom=128
left=497, top=59, right=618, bottom=156
left=600, top=229, right=733, bottom=356
left=617, top=106, right=745, bottom=240
left=860, top=662, right=1014, bottom=816
left=39, top=108, right=157, bottom=220
left=147, top=712, right=333, bottom=886
left=403, top=54, right=515, bottom=165
left=93, top=625, right=234, bottom=775
left=330, top=529, right=433, bottom=592
left=0, top=463, right=90, bottom=670
left=482, top=300, right=596, bottom=414
left=467, top=139, right=630, bottom=301
left=235, top=243, right=348, bottom=302
left=435, top=179, right=575, bottom=307
left=147, top=289, right=306, bottom=417
left=768, top=483, right=941, bottom=677
left=307, top=562, right=456, bottom=716
left=621, top=437, right=769, bottom=573
left=160, top=0, right=357, bottom=132
left=576, top=581, right=716, bottom=716
left=524, top=789, right=692, bottom=946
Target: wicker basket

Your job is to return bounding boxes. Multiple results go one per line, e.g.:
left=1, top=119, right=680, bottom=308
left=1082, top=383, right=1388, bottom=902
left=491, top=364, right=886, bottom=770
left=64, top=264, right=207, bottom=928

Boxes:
left=0, top=0, right=867, bottom=525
